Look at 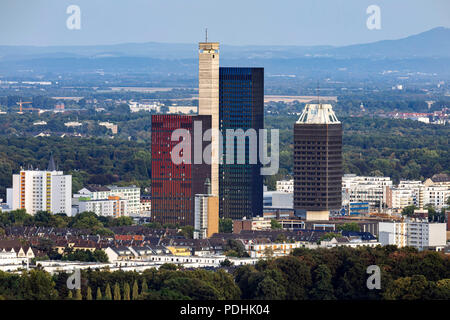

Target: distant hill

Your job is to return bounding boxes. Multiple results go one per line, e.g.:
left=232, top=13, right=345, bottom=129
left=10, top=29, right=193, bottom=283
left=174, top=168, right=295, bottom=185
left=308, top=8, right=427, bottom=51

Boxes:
left=325, top=27, right=450, bottom=58
left=0, top=27, right=449, bottom=79
left=0, top=27, right=449, bottom=61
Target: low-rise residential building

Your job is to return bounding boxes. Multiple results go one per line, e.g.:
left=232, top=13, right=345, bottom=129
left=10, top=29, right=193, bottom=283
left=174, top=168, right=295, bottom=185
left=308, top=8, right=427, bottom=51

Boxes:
left=75, top=185, right=141, bottom=216
left=379, top=220, right=447, bottom=250
left=78, top=197, right=128, bottom=217
left=342, top=174, right=392, bottom=209
left=424, top=185, right=449, bottom=210
left=140, top=196, right=151, bottom=217
left=233, top=217, right=272, bottom=233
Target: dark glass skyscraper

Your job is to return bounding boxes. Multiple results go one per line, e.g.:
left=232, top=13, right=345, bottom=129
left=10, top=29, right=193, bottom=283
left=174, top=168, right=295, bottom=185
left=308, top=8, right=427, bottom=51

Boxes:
left=219, top=67, right=264, bottom=219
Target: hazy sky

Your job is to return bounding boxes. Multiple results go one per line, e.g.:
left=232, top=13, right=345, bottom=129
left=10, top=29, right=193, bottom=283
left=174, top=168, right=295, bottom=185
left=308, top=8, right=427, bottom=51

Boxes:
left=0, top=0, right=449, bottom=46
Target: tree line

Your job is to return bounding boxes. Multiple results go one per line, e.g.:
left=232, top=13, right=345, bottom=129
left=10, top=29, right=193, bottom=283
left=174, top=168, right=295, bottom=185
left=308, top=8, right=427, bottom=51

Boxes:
left=0, top=246, right=448, bottom=300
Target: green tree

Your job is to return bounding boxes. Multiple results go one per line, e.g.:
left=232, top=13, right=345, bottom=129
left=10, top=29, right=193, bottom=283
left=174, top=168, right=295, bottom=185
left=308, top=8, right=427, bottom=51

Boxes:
left=271, top=219, right=282, bottom=230
left=86, top=286, right=93, bottom=300
left=309, top=265, right=335, bottom=300
left=179, top=225, right=194, bottom=239
left=104, top=283, right=112, bottom=300
left=132, top=280, right=139, bottom=300
left=113, top=282, right=121, bottom=300
left=74, top=288, right=82, bottom=300
left=20, top=269, right=58, bottom=300
left=123, top=282, right=131, bottom=300
left=401, top=205, right=417, bottom=216
left=336, top=223, right=360, bottom=232
left=255, top=276, right=286, bottom=300
left=319, top=232, right=342, bottom=242
left=384, top=275, right=432, bottom=300
left=141, top=279, right=148, bottom=294
left=273, top=256, right=312, bottom=300
left=219, top=218, right=233, bottom=233
left=96, top=287, right=102, bottom=300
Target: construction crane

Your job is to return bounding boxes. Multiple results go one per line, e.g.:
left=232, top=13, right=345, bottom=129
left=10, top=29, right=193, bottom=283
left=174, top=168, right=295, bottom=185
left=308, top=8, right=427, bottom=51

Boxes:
left=16, top=99, right=38, bottom=113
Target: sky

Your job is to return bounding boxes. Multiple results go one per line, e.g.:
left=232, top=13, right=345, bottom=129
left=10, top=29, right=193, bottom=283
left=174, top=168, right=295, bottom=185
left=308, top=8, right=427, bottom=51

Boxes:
left=0, top=0, right=449, bottom=47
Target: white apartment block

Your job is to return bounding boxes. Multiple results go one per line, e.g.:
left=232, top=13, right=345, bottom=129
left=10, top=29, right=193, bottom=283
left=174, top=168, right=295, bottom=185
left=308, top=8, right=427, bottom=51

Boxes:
left=379, top=221, right=407, bottom=248
left=407, top=221, right=447, bottom=250
left=76, top=186, right=111, bottom=200
left=128, top=101, right=163, bottom=113
left=108, top=186, right=141, bottom=215
left=8, top=168, right=72, bottom=215
left=342, top=174, right=392, bottom=208
left=78, top=198, right=128, bottom=218
left=379, top=220, right=446, bottom=250
left=389, top=187, right=416, bottom=210
left=424, top=185, right=449, bottom=210
left=276, top=179, right=294, bottom=193
left=76, top=185, right=141, bottom=215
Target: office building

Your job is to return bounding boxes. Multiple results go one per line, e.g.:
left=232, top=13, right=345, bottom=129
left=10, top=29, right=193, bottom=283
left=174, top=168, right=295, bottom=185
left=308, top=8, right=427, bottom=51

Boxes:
left=8, top=157, right=72, bottom=215
left=294, top=104, right=342, bottom=220
left=151, top=114, right=211, bottom=226
left=219, top=67, right=264, bottom=219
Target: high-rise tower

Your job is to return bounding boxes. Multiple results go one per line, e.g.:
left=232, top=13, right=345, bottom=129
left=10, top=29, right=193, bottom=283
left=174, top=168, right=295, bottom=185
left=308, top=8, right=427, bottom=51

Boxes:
left=151, top=114, right=211, bottom=226
left=198, top=41, right=219, bottom=197
left=219, top=67, right=264, bottom=219
left=293, top=104, right=342, bottom=221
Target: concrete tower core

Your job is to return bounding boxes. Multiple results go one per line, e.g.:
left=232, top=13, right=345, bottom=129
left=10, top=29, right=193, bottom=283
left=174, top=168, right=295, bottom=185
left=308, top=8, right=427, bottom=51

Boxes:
left=198, top=42, right=219, bottom=196
left=294, top=104, right=343, bottom=221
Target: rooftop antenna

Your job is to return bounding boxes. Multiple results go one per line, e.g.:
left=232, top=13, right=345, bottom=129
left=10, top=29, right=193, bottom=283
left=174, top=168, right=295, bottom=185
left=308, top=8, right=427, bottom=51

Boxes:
left=205, top=28, right=208, bottom=43
left=317, top=81, right=320, bottom=106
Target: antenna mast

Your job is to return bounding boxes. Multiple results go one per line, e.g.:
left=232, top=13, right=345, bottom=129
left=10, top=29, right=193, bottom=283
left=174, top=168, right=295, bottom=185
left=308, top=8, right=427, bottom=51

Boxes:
left=317, top=81, right=320, bottom=105
left=205, top=28, right=208, bottom=43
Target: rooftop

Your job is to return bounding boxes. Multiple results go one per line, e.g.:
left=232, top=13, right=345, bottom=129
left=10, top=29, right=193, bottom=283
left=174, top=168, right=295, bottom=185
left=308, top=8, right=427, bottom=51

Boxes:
left=296, top=103, right=340, bottom=124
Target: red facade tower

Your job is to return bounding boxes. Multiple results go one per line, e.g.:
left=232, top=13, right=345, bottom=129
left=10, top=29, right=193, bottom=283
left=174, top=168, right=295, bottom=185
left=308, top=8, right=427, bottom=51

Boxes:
left=151, top=114, right=211, bottom=226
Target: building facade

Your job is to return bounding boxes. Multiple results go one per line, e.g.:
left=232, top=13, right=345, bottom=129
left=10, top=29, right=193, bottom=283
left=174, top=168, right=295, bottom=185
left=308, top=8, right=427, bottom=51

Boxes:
left=219, top=67, right=264, bottom=219
left=198, top=41, right=220, bottom=197
left=78, top=197, right=128, bottom=218
left=8, top=159, right=72, bottom=215
left=379, top=220, right=447, bottom=250
left=276, top=179, right=294, bottom=193
left=194, top=193, right=219, bottom=239
left=342, top=174, right=392, bottom=209
left=151, top=114, right=211, bottom=226
left=294, top=104, right=342, bottom=220
left=75, top=185, right=140, bottom=216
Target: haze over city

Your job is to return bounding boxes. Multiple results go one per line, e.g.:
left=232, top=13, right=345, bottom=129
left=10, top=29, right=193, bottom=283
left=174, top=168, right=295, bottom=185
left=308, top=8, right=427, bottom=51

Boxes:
left=0, top=0, right=450, bottom=46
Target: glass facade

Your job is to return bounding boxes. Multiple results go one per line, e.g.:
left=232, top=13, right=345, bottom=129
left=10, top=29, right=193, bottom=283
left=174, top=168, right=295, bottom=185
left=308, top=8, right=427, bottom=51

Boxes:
left=219, top=67, right=264, bottom=219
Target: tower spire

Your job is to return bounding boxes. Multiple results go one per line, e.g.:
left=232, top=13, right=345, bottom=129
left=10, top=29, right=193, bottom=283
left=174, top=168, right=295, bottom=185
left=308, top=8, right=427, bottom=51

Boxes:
left=47, top=153, right=56, bottom=171
left=317, top=81, right=320, bottom=105
left=205, top=28, right=208, bottom=43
